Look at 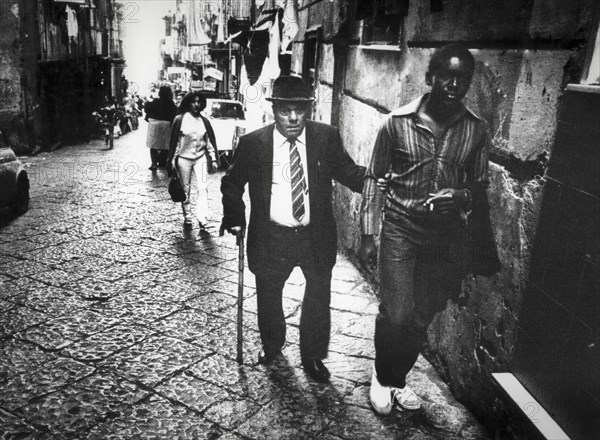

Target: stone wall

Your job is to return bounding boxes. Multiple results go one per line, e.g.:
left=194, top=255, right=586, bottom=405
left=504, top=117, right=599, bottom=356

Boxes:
left=0, top=1, right=26, bottom=152
left=294, top=0, right=597, bottom=436
left=0, top=0, right=41, bottom=154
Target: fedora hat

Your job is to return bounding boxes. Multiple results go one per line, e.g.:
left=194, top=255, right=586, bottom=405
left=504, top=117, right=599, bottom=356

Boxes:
left=266, top=76, right=314, bottom=102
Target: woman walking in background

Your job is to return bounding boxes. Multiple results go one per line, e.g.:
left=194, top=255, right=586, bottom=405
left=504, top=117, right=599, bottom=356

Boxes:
left=167, top=91, right=220, bottom=231
left=145, top=85, right=177, bottom=170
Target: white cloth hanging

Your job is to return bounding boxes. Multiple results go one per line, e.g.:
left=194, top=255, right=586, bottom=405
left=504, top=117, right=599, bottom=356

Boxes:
left=216, top=5, right=225, bottom=43
left=281, top=0, right=299, bottom=53
left=266, top=10, right=281, bottom=79
left=65, top=6, right=78, bottom=38
left=187, top=0, right=211, bottom=45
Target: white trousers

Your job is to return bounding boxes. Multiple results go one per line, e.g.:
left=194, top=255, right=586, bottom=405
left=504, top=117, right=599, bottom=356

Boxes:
left=177, top=155, right=209, bottom=225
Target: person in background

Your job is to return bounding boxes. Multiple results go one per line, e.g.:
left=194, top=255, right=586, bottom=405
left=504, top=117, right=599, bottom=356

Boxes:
left=135, top=94, right=144, bottom=112
left=145, top=86, right=177, bottom=170
left=97, top=96, right=117, bottom=150
left=174, top=91, right=185, bottom=109
left=220, top=76, right=365, bottom=383
left=120, top=75, right=129, bottom=104
left=359, top=43, right=500, bottom=415
left=167, top=91, right=220, bottom=232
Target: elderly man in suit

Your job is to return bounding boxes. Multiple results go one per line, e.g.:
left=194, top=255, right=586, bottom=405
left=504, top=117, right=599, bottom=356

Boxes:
left=221, top=75, right=365, bottom=383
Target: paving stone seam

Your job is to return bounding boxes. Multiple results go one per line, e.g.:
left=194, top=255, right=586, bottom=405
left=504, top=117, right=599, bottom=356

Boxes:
left=184, top=367, right=278, bottom=409
left=3, top=315, right=54, bottom=341
left=203, top=402, right=264, bottom=436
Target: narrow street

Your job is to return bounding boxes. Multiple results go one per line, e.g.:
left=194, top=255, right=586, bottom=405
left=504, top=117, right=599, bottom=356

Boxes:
left=0, top=123, right=488, bottom=439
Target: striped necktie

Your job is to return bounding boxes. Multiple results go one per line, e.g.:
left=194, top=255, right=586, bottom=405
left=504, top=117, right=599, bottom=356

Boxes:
left=288, top=139, right=306, bottom=221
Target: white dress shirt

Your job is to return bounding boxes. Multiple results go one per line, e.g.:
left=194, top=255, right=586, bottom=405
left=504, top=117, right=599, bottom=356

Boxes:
left=270, top=127, right=310, bottom=226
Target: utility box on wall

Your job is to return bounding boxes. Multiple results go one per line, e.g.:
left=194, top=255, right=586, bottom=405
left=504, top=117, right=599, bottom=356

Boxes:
left=513, top=85, right=600, bottom=440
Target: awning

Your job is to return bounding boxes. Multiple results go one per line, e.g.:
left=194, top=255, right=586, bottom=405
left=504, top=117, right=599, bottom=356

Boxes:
left=204, top=67, right=224, bottom=82
left=54, top=0, right=87, bottom=4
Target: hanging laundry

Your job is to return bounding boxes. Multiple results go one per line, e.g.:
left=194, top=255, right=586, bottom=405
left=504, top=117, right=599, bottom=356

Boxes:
left=243, top=30, right=270, bottom=85
left=255, top=0, right=278, bottom=30
left=281, top=0, right=299, bottom=54
left=65, top=5, right=78, bottom=38
left=216, top=5, right=225, bottom=43
left=187, top=0, right=211, bottom=45
left=225, top=31, right=243, bottom=44
left=266, top=11, right=281, bottom=79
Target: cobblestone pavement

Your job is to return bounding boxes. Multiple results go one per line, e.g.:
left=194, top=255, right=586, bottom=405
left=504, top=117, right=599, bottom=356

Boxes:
left=0, top=123, right=489, bottom=439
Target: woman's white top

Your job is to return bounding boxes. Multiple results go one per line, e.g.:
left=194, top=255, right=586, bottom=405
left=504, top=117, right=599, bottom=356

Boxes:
left=176, top=113, right=216, bottom=161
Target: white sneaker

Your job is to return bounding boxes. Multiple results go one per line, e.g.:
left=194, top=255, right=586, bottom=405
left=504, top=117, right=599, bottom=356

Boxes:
left=370, top=369, right=393, bottom=415
left=392, top=385, right=422, bottom=410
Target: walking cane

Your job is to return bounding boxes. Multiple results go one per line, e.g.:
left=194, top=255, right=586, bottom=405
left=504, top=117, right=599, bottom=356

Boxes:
left=236, top=229, right=245, bottom=364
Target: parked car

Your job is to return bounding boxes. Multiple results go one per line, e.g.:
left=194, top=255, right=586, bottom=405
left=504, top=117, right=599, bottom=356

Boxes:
left=0, top=130, right=29, bottom=216
left=203, top=99, right=247, bottom=168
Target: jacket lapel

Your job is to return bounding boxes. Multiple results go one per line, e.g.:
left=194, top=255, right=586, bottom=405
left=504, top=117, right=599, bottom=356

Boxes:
left=305, top=121, right=320, bottom=189
left=259, top=125, right=274, bottom=214
left=304, top=121, right=322, bottom=220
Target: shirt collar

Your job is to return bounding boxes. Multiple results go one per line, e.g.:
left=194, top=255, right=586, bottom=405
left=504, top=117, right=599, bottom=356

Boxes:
left=273, top=125, right=306, bottom=148
left=390, top=93, right=483, bottom=121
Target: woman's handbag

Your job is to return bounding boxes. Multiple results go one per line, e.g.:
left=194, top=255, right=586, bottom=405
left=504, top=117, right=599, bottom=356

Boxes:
left=168, top=158, right=186, bottom=202
left=169, top=175, right=186, bottom=202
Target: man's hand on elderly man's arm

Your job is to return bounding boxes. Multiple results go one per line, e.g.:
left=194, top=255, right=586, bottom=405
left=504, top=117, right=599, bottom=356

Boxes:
left=375, top=172, right=392, bottom=192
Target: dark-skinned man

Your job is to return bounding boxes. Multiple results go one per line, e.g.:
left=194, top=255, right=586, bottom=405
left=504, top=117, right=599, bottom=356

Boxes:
left=360, top=43, right=499, bottom=415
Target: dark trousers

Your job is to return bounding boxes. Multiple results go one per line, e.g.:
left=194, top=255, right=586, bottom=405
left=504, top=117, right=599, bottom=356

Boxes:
left=150, top=148, right=159, bottom=165
left=253, top=223, right=332, bottom=360
left=375, top=212, right=468, bottom=388
left=150, top=149, right=168, bottom=166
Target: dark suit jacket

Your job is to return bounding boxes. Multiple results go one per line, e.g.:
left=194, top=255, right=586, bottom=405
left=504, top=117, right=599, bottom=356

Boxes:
left=221, top=121, right=365, bottom=273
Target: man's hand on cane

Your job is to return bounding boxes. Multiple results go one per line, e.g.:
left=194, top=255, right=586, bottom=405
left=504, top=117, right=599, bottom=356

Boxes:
left=219, top=225, right=245, bottom=245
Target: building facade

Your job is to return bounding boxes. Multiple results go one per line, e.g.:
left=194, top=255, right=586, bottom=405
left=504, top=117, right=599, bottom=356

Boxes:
left=159, top=0, right=246, bottom=98
left=281, top=1, right=598, bottom=439
left=0, top=0, right=125, bottom=152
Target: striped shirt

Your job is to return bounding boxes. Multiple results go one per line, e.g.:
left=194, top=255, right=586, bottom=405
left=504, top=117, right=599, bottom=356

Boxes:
left=360, top=94, right=491, bottom=235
